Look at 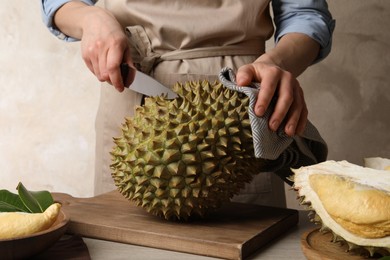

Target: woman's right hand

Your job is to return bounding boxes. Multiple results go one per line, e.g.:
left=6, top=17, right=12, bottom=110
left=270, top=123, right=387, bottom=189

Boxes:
left=54, top=2, right=135, bottom=91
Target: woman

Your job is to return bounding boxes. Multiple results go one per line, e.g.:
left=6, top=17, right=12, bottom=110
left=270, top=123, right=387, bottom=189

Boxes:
left=41, top=0, right=335, bottom=206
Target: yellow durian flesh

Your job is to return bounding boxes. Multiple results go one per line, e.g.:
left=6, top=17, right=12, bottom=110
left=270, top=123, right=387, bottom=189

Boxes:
left=0, top=203, right=61, bottom=240
left=293, top=160, right=390, bottom=254
left=309, top=174, right=390, bottom=238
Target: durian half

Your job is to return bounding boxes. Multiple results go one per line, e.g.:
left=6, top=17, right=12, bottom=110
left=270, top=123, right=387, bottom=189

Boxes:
left=293, top=160, right=390, bottom=256
left=111, top=80, right=267, bottom=220
left=364, top=157, right=390, bottom=171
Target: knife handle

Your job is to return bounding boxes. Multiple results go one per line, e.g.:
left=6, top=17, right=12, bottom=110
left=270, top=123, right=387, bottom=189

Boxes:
left=120, top=63, right=130, bottom=87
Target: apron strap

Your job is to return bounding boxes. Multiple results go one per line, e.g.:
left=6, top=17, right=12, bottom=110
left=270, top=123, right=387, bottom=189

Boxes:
left=126, top=25, right=265, bottom=74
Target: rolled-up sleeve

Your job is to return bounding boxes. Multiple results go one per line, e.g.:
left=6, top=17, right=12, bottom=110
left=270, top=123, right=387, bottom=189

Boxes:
left=40, top=0, right=96, bottom=41
left=272, top=0, right=336, bottom=63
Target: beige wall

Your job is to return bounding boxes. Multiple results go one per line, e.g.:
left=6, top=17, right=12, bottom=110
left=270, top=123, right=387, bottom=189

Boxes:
left=304, top=1, right=390, bottom=163
left=0, top=1, right=98, bottom=196
left=285, top=0, right=390, bottom=208
left=1, top=2, right=389, bottom=205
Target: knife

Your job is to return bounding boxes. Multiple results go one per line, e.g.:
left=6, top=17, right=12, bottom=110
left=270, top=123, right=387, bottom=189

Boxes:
left=120, top=63, right=177, bottom=99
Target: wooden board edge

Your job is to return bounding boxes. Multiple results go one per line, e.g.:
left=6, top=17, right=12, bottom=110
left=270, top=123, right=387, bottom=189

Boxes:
left=66, top=222, right=242, bottom=260
left=241, top=209, right=299, bottom=259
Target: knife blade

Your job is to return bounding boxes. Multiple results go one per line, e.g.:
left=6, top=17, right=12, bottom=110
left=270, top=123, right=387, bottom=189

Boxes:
left=120, top=63, right=177, bottom=99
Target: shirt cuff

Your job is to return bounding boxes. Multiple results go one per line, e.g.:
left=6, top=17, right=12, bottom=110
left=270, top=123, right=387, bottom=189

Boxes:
left=41, top=0, right=96, bottom=42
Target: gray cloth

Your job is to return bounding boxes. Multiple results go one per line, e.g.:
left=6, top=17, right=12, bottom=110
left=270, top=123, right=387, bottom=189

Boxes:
left=218, top=67, right=328, bottom=181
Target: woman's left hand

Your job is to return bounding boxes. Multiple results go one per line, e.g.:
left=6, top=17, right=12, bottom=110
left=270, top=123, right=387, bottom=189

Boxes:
left=236, top=59, right=308, bottom=137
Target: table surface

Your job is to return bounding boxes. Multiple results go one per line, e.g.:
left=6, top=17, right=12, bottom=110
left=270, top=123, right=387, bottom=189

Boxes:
left=83, top=210, right=316, bottom=260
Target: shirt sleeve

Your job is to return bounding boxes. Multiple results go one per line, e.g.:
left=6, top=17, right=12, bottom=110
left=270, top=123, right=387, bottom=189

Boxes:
left=40, top=0, right=97, bottom=42
left=272, top=0, right=336, bottom=63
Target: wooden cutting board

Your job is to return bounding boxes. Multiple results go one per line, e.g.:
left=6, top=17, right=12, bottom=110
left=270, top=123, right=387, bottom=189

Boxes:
left=53, top=191, right=298, bottom=260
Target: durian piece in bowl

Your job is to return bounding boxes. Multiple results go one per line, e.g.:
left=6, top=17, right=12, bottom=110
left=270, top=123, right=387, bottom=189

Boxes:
left=292, top=160, right=390, bottom=256
left=111, top=80, right=268, bottom=220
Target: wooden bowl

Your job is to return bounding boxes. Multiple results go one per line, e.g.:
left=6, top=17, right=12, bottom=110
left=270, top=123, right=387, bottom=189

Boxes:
left=301, top=228, right=380, bottom=260
left=0, top=209, right=69, bottom=259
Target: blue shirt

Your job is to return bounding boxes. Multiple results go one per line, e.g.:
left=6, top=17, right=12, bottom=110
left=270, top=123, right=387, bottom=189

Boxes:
left=40, top=0, right=335, bottom=62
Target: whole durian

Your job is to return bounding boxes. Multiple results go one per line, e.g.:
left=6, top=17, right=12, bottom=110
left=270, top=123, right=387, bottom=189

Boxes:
left=292, top=160, right=390, bottom=256
left=111, top=80, right=267, bottom=220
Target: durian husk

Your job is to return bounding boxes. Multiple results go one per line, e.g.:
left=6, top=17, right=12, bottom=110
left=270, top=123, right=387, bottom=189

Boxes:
left=292, top=160, right=390, bottom=257
left=364, top=157, right=390, bottom=171
left=111, top=80, right=267, bottom=220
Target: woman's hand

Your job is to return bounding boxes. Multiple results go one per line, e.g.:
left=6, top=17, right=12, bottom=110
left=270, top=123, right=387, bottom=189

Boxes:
left=236, top=33, right=321, bottom=137
left=80, top=7, right=135, bottom=91
left=54, top=2, right=135, bottom=91
left=236, top=58, right=308, bottom=137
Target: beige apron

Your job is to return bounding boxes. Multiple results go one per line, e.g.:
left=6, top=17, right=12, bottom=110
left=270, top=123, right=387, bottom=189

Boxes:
left=95, top=0, right=286, bottom=207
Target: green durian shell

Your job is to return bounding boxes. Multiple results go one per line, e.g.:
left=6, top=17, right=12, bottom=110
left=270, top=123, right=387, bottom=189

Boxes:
left=111, top=80, right=266, bottom=220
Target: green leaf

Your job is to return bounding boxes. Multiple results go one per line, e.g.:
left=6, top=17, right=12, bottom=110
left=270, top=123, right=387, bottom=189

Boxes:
left=0, top=189, right=29, bottom=212
left=29, top=190, right=54, bottom=212
left=379, top=257, right=390, bottom=260
left=16, top=182, right=54, bottom=213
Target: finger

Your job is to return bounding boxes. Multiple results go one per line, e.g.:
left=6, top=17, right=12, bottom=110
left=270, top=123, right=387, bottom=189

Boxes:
left=82, top=41, right=104, bottom=81
left=284, top=95, right=301, bottom=136
left=269, top=72, right=294, bottom=131
left=98, top=47, right=110, bottom=83
left=295, top=88, right=308, bottom=135
left=83, top=57, right=94, bottom=76
left=106, top=47, right=128, bottom=92
left=283, top=83, right=304, bottom=136
left=254, top=67, right=281, bottom=117
left=81, top=46, right=98, bottom=78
